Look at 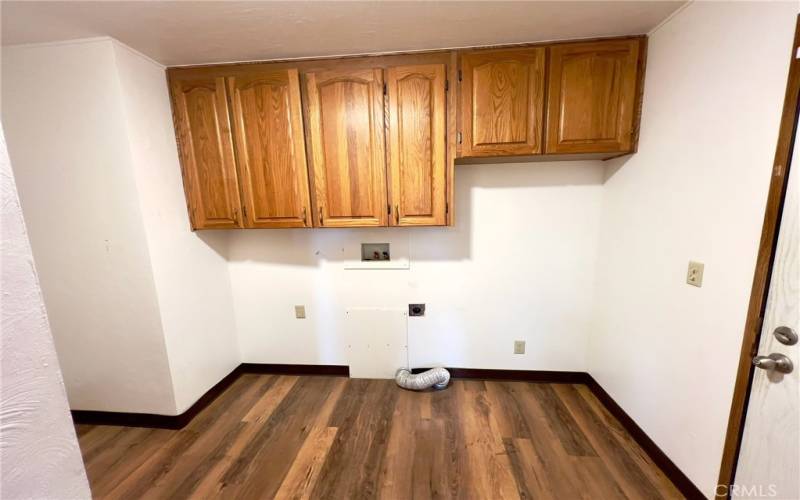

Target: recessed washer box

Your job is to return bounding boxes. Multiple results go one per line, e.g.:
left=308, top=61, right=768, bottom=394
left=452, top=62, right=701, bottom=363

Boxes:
left=344, top=239, right=410, bottom=270
left=361, top=243, right=390, bottom=261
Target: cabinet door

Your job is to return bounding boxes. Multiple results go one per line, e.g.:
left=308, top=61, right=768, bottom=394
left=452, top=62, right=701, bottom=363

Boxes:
left=460, top=48, right=545, bottom=157
left=546, top=39, right=640, bottom=154
left=171, top=77, right=242, bottom=229
left=386, top=64, right=447, bottom=226
left=305, top=68, right=387, bottom=227
left=228, top=69, right=311, bottom=228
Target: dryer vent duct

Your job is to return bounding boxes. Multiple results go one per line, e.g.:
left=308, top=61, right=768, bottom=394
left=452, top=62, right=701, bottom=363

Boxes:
left=395, top=367, right=450, bottom=390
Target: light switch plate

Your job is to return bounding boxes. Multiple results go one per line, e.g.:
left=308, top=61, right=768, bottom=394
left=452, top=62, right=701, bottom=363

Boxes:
left=514, top=340, right=526, bottom=354
left=687, top=261, right=704, bottom=287
left=295, top=305, right=306, bottom=319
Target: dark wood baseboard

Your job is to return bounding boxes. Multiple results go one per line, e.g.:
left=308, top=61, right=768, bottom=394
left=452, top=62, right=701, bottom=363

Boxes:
left=584, top=375, right=705, bottom=500
left=71, top=363, right=348, bottom=429
left=411, top=366, right=590, bottom=384
left=70, top=363, right=702, bottom=498
left=71, top=365, right=243, bottom=429
left=239, top=363, right=349, bottom=376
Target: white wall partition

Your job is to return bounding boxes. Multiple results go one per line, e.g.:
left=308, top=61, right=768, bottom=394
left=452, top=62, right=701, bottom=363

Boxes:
left=2, top=38, right=240, bottom=415
left=112, top=42, right=240, bottom=413
left=2, top=39, right=177, bottom=414
left=588, top=2, right=797, bottom=496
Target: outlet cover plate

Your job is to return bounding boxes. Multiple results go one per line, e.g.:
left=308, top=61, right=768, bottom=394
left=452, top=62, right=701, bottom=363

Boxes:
left=687, top=261, right=704, bottom=287
left=514, top=340, right=526, bottom=354
left=295, top=305, right=306, bottom=319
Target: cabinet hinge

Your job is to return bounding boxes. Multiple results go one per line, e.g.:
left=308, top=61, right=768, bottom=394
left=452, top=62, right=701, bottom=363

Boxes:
left=445, top=202, right=449, bottom=214
left=445, top=79, right=449, bottom=92
left=457, top=132, right=463, bottom=144
left=383, top=83, right=387, bottom=95
left=388, top=204, right=392, bottom=215
left=458, top=69, right=462, bottom=82
left=242, top=205, right=247, bottom=219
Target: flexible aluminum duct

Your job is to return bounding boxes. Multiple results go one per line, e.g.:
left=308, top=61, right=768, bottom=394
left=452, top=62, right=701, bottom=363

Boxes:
left=395, top=367, right=450, bottom=390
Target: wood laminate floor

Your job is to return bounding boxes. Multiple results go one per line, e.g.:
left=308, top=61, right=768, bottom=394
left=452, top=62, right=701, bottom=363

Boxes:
left=76, top=374, right=683, bottom=499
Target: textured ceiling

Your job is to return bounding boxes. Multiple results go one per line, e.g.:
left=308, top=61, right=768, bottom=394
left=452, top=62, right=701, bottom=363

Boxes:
left=1, top=1, right=685, bottom=66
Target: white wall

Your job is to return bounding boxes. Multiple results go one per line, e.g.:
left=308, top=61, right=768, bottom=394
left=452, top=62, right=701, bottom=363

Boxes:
left=588, top=2, right=797, bottom=497
left=2, top=37, right=240, bottom=415
left=1, top=123, right=91, bottom=499
left=2, top=39, right=176, bottom=414
left=229, top=161, right=604, bottom=372
left=111, top=42, right=240, bottom=413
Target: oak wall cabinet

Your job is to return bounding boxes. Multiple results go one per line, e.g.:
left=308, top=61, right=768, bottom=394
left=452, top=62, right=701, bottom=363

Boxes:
left=171, top=77, right=243, bottom=229
left=304, top=67, right=388, bottom=227
left=167, top=36, right=646, bottom=230
left=170, top=55, right=454, bottom=230
left=458, top=38, right=644, bottom=159
left=386, top=63, right=447, bottom=226
left=545, top=39, right=642, bottom=154
left=460, top=48, right=546, bottom=157
left=228, top=69, right=312, bottom=228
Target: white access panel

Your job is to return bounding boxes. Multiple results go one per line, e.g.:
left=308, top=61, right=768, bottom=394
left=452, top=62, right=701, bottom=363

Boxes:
left=344, top=308, right=408, bottom=379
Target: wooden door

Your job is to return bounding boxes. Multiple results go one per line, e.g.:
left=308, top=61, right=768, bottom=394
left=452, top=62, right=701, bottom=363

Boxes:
left=228, top=69, right=311, bottom=228
left=386, top=64, right=447, bottom=226
left=734, top=121, right=799, bottom=499
left=305, top=68, right=387, bottom=227
left=460, top=48, right=545, bottom=157
left=170, top=77, right=242, bottom=229
left=546, top=39, right=641, bottom=154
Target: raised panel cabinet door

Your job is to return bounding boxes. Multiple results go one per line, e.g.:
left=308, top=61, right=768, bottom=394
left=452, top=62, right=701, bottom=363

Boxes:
left=228, top=69, right=311, bottom=228
left=460, top=48, right=545, bottom=157
left=305, top=68, right=387, bottom=227
left=171, top=77, right=242, bottom=229
left=546, top=39, right=641, bottom=154
left=386, top=64, right=446, bottom=226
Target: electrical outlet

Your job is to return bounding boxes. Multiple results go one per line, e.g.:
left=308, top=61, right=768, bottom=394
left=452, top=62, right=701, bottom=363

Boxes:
left=514, top=340, right=525, bottom=354
left=409, top=304, right=425, bottom=316
left=294, top=305, right=306, bottom=319
left=686, top=261, right=704, bottom=287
